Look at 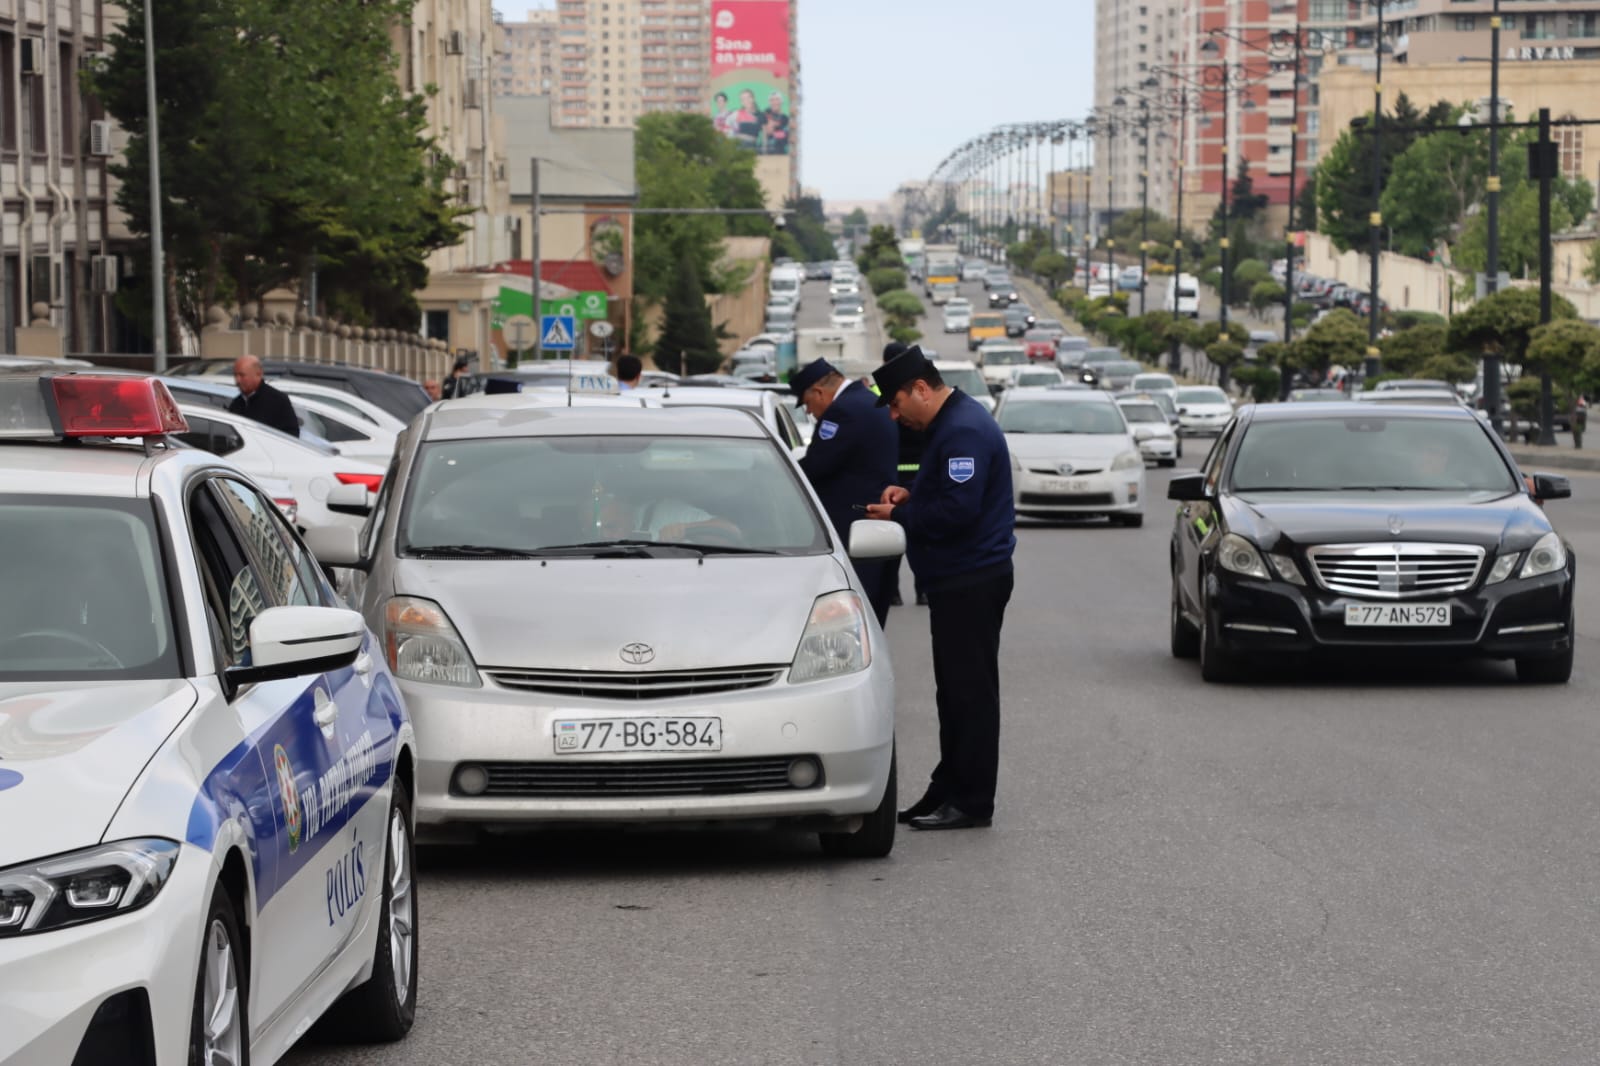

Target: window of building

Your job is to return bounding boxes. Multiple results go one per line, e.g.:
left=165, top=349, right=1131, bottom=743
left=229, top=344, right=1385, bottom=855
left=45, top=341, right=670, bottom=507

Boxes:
left=1558, top=119, right=1584, bottom=183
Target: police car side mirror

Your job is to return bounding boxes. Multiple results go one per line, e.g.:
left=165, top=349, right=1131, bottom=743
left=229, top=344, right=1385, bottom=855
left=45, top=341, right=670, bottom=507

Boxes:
left=849, top=519, right=906, bottom=560
left=303, top=524, right=369, bottom=571
left=225, top=606, right=365, bottom=696
left=327, top=482, right=373, bottom=517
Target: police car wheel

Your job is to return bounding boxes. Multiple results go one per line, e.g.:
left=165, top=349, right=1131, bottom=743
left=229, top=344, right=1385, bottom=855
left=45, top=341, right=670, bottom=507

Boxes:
left=820, top=748, right=896, bottom=859
left=190, top=884, right=249, bottom=1066
left=323, top=779, right=419, bottom=1042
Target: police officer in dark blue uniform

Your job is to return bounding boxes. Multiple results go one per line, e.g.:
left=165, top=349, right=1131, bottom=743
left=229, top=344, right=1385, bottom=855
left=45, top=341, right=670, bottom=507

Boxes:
left=866, top=346, right=1016, bottom=830
left=880, top=342, right=928, bottom=606
left=792, top=357, right=899, bottom=627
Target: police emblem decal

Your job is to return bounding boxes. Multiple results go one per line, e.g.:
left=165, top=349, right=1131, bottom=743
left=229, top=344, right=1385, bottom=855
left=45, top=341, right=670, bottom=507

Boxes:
left=274, top=744, right=303, bottom=854
left=948, top=457, right=976, bottom=483
left=0, top=767, right=21, bottom=792
left=818, top=420, right=839, bottom=441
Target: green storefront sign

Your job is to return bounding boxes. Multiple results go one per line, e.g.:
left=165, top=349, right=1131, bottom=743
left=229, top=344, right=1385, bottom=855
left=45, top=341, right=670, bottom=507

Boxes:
left=540, top=291, right=609, bottom=320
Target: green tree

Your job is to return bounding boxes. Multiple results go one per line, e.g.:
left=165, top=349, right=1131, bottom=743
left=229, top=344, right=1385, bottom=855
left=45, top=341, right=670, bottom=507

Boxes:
left=1454, top=129, right=1595, bottom=278
left=1205, top=340, right=1246, bottom=389
left=1380, top=116, right=1487, bottom=259
left=779, top=195, right=836, bottom=262
left=1417, top=352, right=1479, bottom=384
left=857, top=225, right=900, bottom=272
left=1248, top=280, right=1284, bottom=317
left=654, top=253, right=719, bottom=375
left=1032, top=252, right=1073, bottom=289
left=1234, top=364, right=1282, bottom=403
left=1446, top=286, right=1577, bottom=364
left=1524, top=318, right=1600, bottom=388
left=1312, top=95, right=1453, bottom=252
left=878, top=290, right=924, bottom=344
left=867, top=268, right=907, bottom=295
left=1379, top=322, right=1448, bottom=375
left=1118, top=311, right=1174, bottom=362
left=1287, top=308, right=1368, bottom=381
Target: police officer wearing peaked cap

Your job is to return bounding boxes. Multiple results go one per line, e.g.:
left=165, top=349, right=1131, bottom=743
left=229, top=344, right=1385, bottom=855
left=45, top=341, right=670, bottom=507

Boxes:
left=791, top=357, right=899, bottom=627
left=880, top=341, right=927, bottom=606
left=866, top=345, right=1016, bottom=831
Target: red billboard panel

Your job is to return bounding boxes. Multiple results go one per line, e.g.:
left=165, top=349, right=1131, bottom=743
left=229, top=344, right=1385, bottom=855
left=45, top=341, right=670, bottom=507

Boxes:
left=709, top=1, right=792, bottom=156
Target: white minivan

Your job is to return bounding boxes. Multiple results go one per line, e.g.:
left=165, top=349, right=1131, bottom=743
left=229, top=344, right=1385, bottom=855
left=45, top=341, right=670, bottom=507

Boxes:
left=1165, top=273, right=1200, bottom=318
left=769, top=265, right=804, bottom=310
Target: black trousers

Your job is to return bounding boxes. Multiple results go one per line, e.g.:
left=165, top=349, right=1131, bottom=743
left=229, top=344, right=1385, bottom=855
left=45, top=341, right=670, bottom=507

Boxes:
left=853, top=558, right=892, bottom=629
left=924, top=567, right=1013, bottom=819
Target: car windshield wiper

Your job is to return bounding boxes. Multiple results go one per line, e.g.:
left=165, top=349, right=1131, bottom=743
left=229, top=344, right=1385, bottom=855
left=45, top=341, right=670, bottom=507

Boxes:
left=408, top=544, right=548, bottom=558
left=647, top=540, right=783, bottom=556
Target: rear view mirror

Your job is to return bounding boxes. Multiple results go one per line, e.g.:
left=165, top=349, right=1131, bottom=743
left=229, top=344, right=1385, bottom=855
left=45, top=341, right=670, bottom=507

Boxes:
left=849, top=519, right=906, bottom=559
left=1167, top=472, right=1208, bottom=501
left=303, top=523, right=368, bottom=570
left=1532, top=472, right=1572, bottom=501
left=225, top=605, right=364, bottom=695
left=327, top=481, right=373, bottom=516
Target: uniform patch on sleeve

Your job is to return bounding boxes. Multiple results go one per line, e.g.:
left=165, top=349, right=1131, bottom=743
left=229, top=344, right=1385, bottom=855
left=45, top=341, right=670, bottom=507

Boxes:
left=818, top=420, right=839, bottom=441
left=948, top=457, right=975, bottom=483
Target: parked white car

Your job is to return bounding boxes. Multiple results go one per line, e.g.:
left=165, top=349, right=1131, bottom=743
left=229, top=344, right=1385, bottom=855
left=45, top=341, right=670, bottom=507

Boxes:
left=997, top=388, right=1146, bottom=527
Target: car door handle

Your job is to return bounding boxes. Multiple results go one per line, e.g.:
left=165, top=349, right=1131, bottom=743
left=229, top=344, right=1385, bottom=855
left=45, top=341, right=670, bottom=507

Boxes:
left=314, top=703, right=339, bottom=729
left=354, top=651, right=373, bottom=678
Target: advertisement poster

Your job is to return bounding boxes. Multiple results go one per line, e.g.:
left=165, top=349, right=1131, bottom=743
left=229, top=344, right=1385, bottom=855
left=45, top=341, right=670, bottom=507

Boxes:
left=708, top=1, right=792, bottom=156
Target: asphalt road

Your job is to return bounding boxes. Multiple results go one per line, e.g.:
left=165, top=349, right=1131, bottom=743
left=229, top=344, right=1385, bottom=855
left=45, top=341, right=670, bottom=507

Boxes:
left=288, top=276, right=1600, bottom=1066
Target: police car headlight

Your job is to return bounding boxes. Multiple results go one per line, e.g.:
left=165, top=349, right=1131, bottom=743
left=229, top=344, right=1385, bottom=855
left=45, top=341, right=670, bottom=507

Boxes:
left=1519, top=532, right=1567, bottom=579
left=1217, top=533, right=1270, bottom=581
left=789, top=590, right=870, bottom=684
left=0, top=838, right=179, bottom=938
left=383, top=595, right=480, bottom=687
left=1111, top=451, right=1143, bottom=471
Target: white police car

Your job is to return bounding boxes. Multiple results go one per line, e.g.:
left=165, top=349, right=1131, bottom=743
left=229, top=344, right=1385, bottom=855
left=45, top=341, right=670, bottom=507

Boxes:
left=0, top=372, right=419, bottom=1064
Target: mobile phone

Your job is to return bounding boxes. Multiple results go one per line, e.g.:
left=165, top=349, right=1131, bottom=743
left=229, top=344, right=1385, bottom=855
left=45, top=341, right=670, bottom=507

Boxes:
left=852, top=503, right=871, bottom=512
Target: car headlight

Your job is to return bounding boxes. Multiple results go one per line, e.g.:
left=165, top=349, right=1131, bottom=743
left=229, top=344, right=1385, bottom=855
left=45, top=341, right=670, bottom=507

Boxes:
left=1217, top=533, right=1270, bottom=580
left=0, top=838, right=179, bottom=938
left=1484, top=553, right=1520, bottom=585
left=383, top=596, right=480, bottom=686
left=1111, top=451, right=1143, bottom=471
left=1266, top=552, right=1306, bottom=586
left=1519, top=532, right=1567, bottom=579
left=790, top=590, right=871, bottom=684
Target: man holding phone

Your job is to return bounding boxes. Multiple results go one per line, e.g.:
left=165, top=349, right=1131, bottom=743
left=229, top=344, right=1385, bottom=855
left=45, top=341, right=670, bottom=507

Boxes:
left=791, top=357, right=899, bottom=627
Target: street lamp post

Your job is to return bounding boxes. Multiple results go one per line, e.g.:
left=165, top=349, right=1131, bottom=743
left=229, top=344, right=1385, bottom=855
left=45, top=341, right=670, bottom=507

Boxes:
left=142, top=0, right=167, bottom=368
left=1365, top=0, right=1385, bottom=379
left=1485, top=0, right=1505, bottom=434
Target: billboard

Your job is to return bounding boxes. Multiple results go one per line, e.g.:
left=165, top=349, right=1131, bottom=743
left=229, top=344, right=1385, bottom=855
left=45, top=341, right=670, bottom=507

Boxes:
left=708, top=1, right=792, bottom=157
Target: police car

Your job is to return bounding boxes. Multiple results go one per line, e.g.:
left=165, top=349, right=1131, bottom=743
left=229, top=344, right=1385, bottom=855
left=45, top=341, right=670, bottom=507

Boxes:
left=0, top=372, right=419, bottom=1064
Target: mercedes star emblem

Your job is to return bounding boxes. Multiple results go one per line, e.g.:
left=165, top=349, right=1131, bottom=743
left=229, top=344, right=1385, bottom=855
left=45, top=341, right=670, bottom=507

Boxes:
left=619, top=642, right=655, bottom=665
left=1387, top=514, right=1406, bottom=537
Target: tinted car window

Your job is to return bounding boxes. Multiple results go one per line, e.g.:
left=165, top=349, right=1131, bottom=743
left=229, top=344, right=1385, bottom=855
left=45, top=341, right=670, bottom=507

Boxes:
left=1231, top=417, right=1518, bottom=494
left=211, top=478, right=320, bottom=607
left=1176, top=388, right=1229, bottom=405
left=401, top=436, right=830, bottom=554
left=176, top=415, right=245, bottom=457
left=1119, top=402, right=1166, bottom=424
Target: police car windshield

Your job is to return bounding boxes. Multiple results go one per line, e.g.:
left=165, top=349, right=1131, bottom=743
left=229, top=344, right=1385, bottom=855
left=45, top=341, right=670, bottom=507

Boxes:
left=400, top=435, right=831, bottom=556
left=0, top=497, right=180, bottom=680
left=1230, top=416, right=1519, bottom=494
left=999, top=400, right=1128, bottom=435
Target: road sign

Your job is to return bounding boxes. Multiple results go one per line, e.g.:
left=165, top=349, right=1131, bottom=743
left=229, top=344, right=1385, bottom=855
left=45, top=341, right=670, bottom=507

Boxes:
left=502, top=314, right=536, bottom=351
left=540, top=315, right=576, bottom=351
left=590, top=320, right=615, bottom=339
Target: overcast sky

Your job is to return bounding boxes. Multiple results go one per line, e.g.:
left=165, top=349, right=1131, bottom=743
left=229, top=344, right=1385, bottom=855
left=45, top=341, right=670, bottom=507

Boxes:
left=515, top=1, right=1094, bottom=204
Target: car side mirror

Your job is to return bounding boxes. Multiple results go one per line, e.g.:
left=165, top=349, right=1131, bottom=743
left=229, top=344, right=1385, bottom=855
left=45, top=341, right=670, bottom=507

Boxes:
left=849, top=519, right=906, bottom=560
left=1166, top=472, right=1209, bottom=501
left=1532, top=472, right=1572, bottom=501
left=303, top=523, right=369, bottom=571
left=1177, top=407, right=1189, bottom=415
left=327, top=481, right=374, bottom=517
left=224, top=605, right=365, bottom=697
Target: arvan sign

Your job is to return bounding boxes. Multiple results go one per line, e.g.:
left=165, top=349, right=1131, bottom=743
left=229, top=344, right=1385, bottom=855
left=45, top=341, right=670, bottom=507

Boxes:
left=1507, top=46, right=1577, bottom=60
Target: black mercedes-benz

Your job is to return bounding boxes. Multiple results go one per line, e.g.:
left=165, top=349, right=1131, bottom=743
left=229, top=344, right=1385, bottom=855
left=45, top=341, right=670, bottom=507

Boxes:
left=1168, top=402, right=1575, bottom=683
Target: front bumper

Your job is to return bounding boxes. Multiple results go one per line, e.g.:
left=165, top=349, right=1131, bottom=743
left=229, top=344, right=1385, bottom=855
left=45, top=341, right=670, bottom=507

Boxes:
left=399, top=665, right=895, bottom=830
left=1204, top=568, right=1575, bottom=659
left=1013, top=466, right=1145, bottom=516
left=1177, top=415, right=1230, bottom=436
left=1136, top=436, right=1178, bottom=460
left=0, top=843, right=213, bottom=1066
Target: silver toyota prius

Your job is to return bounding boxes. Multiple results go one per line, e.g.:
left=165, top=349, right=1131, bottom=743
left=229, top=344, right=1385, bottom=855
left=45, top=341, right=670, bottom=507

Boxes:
left=306, top=396, right=903, bottom=857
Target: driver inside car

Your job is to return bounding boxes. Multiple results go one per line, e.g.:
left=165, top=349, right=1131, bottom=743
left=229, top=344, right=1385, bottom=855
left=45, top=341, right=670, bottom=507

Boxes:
left=592, top=490, right=743, bottom=544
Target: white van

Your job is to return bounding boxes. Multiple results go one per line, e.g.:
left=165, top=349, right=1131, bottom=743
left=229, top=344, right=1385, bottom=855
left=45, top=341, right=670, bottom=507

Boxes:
left=768, top=264, right=804, bottom=310
left=1165, top=273, right=1200, bottom=318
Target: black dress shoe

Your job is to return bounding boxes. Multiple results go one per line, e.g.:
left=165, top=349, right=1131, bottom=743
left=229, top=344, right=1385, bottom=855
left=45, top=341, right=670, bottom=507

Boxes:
left=897, top=794, right=943, bottom=824
left=889, top=589, right=904, bottom=607
left=915, top=591, right=929, bottom=606
left=907, top=803, right=992, bottom=831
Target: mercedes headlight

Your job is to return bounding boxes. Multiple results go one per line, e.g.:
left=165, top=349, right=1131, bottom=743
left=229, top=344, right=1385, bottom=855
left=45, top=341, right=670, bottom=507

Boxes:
left=384, top=596, right=480, bottom=686
left=1484, top=553, right=1520, bottom=585
left=1111, top=451, right=1143, bottom=471
left=1519, top=533, right=1567, bottom=579
left=790, top=591, right=871, bottom=684
left=0, top=839, right=179, bottom=938
left=1217, top=533, right=1270, bottom=580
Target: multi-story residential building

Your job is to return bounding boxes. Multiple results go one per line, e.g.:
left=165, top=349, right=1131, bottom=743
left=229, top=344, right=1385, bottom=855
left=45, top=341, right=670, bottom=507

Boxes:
left=493, top=9, right=559, bottom=97
left=1359, top=0, right=1600, bottom=65
left=0, top=0, right=125, bottom=356
left=553, top=0, right=710, bottom=128
left=1094, top=0, right=1183, bottom=221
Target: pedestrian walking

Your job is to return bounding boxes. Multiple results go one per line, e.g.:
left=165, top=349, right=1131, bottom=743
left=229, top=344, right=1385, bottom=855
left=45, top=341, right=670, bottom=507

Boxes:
left=879, top=342, right=928, bottom=606
left=866, top=346, right=1016, bottom=831
left=228, top=355, right=300, bottom=437
left=792, top=357, right=899, bottom=627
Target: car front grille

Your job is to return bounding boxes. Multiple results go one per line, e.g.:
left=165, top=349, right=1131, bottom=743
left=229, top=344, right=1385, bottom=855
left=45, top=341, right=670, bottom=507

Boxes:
left=1026, top=464, right=1104, bottom=475
left=467, top=757, right=820, bottom=797
left=1019, top=492, right=1116, bottom=506
left=1305, top=542, right=1485, bottom=600
left=483, top=665, right=786, bottom=700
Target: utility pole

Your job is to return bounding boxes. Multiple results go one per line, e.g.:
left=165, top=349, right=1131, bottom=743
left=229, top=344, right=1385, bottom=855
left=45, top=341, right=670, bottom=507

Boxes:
left=1172, top=89, right=1189, bottom=375
left=1219, top=79, right=1232, bottom=335
left=1484, top=0, right=1505, bottom=435
left=1105, top=116, right=1116, bottom=287
left=1138, top=103, right=1151, bottom=315
left=529, top=157, right=541, bottom=364
left=1283, top=29, right=1303, bottom=354
left=1535, top=107, right=1556, bottom=446
left=1365, top=0, right=1385, bottom=380
left=143, top=0, right=166, bottom=369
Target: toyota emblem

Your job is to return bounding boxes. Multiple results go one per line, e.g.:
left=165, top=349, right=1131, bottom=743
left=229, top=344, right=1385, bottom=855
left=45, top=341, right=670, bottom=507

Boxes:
left=619, top=643, right=655, bottom=665
left=1057, top=462, right=1076, bottom=476
left=1387, top=514, right=1405, bottom=537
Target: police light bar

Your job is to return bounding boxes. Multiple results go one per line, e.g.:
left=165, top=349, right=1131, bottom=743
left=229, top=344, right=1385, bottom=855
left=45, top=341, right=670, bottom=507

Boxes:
left=0, top=372, right=189, bottom=440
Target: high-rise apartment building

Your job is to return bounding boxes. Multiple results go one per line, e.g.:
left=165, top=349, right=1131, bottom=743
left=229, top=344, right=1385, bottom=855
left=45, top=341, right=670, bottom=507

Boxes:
left=494, top=9, right=559, bottom=97
left=1094, top=0, right=1183, bottom=223
left=553, top=0, right=711, bottom=128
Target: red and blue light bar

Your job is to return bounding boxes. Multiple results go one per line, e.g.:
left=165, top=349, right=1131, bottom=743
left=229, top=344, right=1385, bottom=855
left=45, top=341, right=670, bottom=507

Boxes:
left=0, top=372, right=189, bottom=441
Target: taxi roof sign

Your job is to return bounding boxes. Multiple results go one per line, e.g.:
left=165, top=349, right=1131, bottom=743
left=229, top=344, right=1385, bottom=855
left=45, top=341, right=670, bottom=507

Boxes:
left=0, top=372, right=189, bottom=440
left=569, top=373, right=620, bottom=396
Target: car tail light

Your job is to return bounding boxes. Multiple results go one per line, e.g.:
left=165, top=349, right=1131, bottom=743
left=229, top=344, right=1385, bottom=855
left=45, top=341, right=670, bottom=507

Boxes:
left=273, top=497, right=299, bottom=526
left=335, top=472, right=383, bottom=492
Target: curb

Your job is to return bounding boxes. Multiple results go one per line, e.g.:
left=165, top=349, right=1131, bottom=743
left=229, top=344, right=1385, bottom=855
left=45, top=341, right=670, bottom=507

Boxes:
left=1507, top=447, right=1600, bottom=474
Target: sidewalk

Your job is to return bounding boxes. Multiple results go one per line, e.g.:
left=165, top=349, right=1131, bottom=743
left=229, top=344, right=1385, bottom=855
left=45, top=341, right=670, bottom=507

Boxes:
left=1507, top=444, right=1600, bottom=474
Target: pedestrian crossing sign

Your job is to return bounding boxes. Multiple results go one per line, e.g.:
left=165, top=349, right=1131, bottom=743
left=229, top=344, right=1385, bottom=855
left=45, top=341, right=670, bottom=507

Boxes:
left=540, top=314, right=576, bottom=351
